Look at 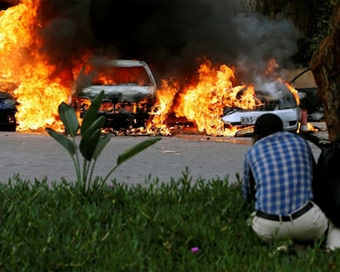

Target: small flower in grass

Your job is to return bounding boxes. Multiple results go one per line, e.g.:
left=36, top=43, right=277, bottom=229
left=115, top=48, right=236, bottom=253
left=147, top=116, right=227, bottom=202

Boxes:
left=190, top=247, right=200, bottom=253
left=232, top=182, right=241, bottom=188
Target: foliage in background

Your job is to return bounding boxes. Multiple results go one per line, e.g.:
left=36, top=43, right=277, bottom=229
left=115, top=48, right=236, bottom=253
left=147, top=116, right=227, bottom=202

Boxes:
left=46, top=90, right=160, bottom=193
left=0, top=172, right=338, bottom=271
left=306, top=0, right=333, bottom=62
left=241, top=0, right=334, bottom=66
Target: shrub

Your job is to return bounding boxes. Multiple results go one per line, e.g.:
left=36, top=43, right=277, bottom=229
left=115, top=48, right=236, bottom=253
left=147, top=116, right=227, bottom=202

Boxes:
left=46, top=90, right=160, bottom=193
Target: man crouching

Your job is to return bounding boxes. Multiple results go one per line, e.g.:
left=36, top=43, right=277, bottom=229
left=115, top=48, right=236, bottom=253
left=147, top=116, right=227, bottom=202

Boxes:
left=243, top=113, right=328, bottom=242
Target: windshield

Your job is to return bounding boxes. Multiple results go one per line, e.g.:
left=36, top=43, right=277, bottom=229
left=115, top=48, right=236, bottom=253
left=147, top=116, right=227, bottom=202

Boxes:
left=92, top=66, right=152, bottom=86
left=255, top=85, right=297, bottom=110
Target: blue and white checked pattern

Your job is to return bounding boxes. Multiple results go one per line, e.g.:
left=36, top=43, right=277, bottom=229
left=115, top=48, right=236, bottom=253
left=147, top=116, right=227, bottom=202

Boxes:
left=243, top=131, right=314, bottom=215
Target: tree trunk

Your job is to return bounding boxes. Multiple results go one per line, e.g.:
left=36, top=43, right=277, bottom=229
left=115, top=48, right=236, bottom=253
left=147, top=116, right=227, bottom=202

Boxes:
left=310, top=3, right=340, bottom=141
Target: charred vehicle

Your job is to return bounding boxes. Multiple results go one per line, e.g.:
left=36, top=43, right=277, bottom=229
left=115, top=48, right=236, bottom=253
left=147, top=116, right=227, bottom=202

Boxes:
left=222, top=82, right=299, bottom=134
left=72, top=59, right=157, bottom=130
left=0, top=91, right=17, bottom=131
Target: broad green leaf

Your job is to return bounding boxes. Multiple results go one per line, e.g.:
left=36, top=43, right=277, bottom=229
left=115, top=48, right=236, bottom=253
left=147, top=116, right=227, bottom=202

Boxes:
left=46, top=128, right=76, bottom=156
left=117, top=137, right=161, bottom=167
left=79, top=128, right=101, bottom=161
left=79, top=116, right=105, bottom=160
left=81, top=115, right=106, bottom=141
left=81, top=90, right=105, bottom=135
left=58, top=102, right=79, bottom=137
left=93, top=134, right=112, bottom=161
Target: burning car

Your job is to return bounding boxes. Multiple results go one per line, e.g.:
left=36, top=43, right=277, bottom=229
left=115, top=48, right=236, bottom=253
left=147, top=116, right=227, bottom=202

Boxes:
left=72, top=59, right=157, bottom=131
left=222, top=81, right=299, bottom=135
left=0, top=91, right=17, bottom=131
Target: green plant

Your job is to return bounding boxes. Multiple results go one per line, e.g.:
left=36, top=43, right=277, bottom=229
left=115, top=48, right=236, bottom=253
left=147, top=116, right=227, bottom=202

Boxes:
left=0, top=174, right=336, bottom=271
left=46, top=90, right=161, bottom=193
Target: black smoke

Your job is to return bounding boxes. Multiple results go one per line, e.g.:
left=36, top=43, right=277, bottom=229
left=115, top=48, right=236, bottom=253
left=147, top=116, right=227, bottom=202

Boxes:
left=38, top=0, right=93, bottom=78
left=25, top=0, right=300, bottom=83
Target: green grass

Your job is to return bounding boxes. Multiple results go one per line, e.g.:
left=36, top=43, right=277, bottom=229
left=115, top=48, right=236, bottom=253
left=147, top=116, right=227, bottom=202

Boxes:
left=0, top=169, right=338, bottom=271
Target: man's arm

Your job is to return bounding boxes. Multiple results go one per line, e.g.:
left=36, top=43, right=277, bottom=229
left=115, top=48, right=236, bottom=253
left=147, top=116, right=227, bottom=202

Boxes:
left=249, top=170, right=256, bottom=202
left=242, top=155, right=254, bottom=202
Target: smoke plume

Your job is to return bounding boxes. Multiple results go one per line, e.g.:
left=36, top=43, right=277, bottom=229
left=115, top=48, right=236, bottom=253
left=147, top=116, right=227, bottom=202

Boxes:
left=31, top=0, right=300, bottom=83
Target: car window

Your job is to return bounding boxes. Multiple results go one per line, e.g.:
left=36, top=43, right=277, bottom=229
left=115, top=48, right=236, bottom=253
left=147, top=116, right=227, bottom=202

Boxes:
left=279, top=92, right=297, bottom=109
left=92, top=66, right=152, bottom=86
left=255, top=86, right=297, bottom=110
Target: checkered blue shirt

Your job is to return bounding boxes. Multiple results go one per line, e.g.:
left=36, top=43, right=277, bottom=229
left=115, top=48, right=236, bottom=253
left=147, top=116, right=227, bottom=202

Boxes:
left=243, top=131, right=314, bottom=215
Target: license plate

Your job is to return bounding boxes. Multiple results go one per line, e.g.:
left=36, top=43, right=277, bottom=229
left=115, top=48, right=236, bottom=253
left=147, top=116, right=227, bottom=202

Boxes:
left=240, top=116, right=257, bottom=125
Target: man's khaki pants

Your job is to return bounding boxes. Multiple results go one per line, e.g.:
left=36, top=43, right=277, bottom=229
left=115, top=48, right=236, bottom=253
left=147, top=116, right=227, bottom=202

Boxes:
left=251, top=202, right=328, bottom=242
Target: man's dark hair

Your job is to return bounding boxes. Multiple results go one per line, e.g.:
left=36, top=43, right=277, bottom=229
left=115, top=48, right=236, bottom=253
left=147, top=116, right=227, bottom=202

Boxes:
left=254, top=113, right=283, bottom=139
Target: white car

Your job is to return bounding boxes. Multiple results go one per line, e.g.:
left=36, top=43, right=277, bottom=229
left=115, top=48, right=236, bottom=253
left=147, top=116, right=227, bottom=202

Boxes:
left=73, top=59, right=157, bottom=130
left=222, top=82, right=299, bottom=135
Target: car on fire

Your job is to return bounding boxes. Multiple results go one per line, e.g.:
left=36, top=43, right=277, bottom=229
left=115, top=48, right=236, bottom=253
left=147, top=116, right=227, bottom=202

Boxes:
left=0, top=91, right=17, bottom=131
left=222, top=82, right=299, bottom=136
left=72, top=59, right=157, bottom=131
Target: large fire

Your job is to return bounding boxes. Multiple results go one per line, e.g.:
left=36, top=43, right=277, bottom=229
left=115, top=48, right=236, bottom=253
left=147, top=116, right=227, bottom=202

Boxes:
left=0, top=0, right=301, bottom=137
left=0, top=0, right=78, bottom=132
left=148, top=61, right=263, bottom=136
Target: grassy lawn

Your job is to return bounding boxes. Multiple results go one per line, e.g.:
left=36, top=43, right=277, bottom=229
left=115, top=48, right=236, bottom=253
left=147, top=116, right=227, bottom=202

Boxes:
left=0, top=169, right=338, bottom=271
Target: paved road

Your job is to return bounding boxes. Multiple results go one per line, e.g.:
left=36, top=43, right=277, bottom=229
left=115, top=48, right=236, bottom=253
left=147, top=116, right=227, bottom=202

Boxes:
left=0, top=124, right=328, bottom=185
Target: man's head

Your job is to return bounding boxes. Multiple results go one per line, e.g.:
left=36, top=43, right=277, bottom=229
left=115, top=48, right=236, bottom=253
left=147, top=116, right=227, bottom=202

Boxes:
left=253, top=114, right=283, bottom=143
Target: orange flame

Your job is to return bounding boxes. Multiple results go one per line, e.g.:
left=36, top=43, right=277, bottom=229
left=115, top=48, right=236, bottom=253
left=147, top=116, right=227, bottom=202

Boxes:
left=149, top=61, right=262, bottom=136
left=276, top=77, right=300, bottom=106
left=266, top=60, right=300, bottom=106
left=265, top=58, right=279, bottom=75
left=284, top=81, right=300, bottom=106
left=93, top=67, right=149, bottom=86
left=147, top=79, right=179, bottom=135
left=0, top=2, right=301, bottom=137
left=307, top=123, right=319, bottom=132
left=0, top=0, right=79, bottom=132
